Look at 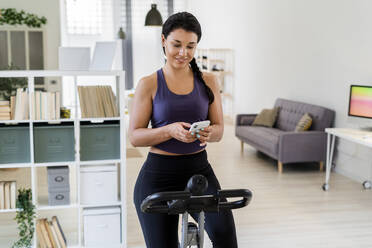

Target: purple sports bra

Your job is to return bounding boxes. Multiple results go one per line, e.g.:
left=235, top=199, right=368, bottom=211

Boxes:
left=151, top=69, right=209, bottom=154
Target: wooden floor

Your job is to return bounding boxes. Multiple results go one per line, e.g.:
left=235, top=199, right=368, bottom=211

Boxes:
left=127, top=124, right=372, bottom=248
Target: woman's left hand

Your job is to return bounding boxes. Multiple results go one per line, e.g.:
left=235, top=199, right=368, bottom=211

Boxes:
left=193, top=126, right=212, bottom=146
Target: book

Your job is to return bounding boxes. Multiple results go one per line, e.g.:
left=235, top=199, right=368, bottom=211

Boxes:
left=0, top=106, right=10, bottom=112
left=42, top=91, right=47, bottom=120
left=47, top=92, right=52, bottom=120
left=49, top=221, right=61, bottom=248
left=44, top=218, right=57, bottom=248
left=36, top=220, right=47, bottom=248
left=35, top=91, right=41, bottom=120
left=30, top=92, right=35, bottom=120
left=4, top=182, right=10, bottom=209
left=0, top=182, right=4, bottom=209
left=40, top=219, right=53, bottom=248
left=0, top=100, right=9, bottom=106
left=52, top=216, right=67, bottom=247
left=10, top=181, right=16, bottom=209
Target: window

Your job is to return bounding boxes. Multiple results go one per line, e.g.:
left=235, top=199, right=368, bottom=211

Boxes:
left=66, top=0, right=103, bottom=35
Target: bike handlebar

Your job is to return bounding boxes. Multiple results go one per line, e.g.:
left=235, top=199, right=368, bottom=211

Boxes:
left=141, top=188, right=252, bottom=214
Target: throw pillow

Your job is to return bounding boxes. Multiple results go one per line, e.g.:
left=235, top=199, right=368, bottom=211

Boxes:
left=295, top=113, right=312, bottom=132
left=252, top=107, right=279, bottom=127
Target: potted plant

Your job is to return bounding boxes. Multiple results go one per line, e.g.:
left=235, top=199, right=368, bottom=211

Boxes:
left=12, top=188, right=36, bottom=248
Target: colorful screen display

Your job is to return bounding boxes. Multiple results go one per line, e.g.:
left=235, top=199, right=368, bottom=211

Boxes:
left=349, top=85, right=372, bottom=118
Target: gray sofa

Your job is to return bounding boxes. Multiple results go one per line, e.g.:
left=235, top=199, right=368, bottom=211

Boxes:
left=235, top=98, right=335, bottom=173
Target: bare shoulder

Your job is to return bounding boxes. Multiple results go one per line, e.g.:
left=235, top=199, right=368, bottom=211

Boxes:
left=201, top=71, right=219, bottom=90
left=136, top=72, right=157, bottom=97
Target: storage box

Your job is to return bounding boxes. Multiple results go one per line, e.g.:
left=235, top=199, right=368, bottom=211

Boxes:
left=0, top=126, right=30, bottom=163
left=34, top=125, right=75, bottom=163
left=83, top=207, right=121, bottom=246
left=47, top=166, right=70, bottom=189
left=80, top=164, right=118, bottom=205
left=80, top=124, right=120, bottom=161
left=48, top=187, right=70, bottom=206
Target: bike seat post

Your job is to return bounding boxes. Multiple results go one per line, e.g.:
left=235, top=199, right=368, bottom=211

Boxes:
left=198, top=211, right=205, bottom=248
left=181, top=212, right=189, bottom=248
left=180, top=211, right=205, bottom=248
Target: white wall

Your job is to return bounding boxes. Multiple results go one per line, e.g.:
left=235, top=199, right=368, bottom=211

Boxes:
left=1, top=0, right=61, bottom=91
left=187, top=0, right=372, bottom=182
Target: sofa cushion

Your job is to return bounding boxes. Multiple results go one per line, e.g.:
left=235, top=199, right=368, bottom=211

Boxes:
left=236, top=126, right=285, bottom=157
left=252, top=107, right=279, bottom=127
left=295, top=113, right=312, bottom=132
left=274, top=98, right=335, bottom=131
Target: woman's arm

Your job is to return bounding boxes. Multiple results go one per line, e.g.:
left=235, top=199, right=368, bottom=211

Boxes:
left=197, top=73, right=224, bottom=145
left=129, top=76, right=196, bottom=147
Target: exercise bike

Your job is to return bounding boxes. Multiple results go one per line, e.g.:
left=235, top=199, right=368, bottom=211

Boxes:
left=141, top=175, right=252, bottom=248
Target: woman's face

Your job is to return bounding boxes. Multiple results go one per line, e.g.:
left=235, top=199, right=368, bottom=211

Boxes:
left=162, top=28, right=198, bottom=69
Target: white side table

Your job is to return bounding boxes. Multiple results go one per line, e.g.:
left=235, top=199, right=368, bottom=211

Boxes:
left=323, top=128, right=372, bottom=191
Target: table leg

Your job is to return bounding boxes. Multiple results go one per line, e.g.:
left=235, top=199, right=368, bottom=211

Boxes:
left=362, top=161, right=372, bottom=190
left=323, top=133, right=335, bottom=191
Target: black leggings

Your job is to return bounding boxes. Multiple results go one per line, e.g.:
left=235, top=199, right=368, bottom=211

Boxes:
left=133, top=150, right=237, bottom=248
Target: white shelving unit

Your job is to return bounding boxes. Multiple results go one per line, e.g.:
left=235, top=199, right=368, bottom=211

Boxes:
left=197, top=48, right=235, bottom=122
left=0, top=70, right=126, bottom=248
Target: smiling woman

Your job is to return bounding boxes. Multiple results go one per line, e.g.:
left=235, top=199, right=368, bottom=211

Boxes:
left=129, top=11, right=237, bottom=248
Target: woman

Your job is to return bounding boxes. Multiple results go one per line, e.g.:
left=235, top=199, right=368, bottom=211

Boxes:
left=129, top=12, right=237, bottom=248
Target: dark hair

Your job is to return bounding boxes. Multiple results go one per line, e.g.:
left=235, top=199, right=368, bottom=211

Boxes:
left=162, top=12, right=214, bottom=104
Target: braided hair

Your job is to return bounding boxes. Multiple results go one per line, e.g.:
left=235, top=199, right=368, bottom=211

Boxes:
left=162, top=12, right=215, bottom=104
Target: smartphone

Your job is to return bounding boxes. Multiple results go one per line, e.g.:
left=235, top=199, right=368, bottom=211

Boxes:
left=189, top=120, right=210, bottom=133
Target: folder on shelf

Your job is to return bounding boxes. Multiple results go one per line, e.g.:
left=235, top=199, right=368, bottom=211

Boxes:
left=0, top=182, right=4, bottom=209
left=52, top=216, right=67, bottom=248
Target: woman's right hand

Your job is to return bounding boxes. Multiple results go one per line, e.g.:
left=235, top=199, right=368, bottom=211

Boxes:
left=167, top=122, right=196, bottom=143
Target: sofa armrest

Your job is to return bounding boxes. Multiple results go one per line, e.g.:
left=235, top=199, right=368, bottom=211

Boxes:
left=278, top=131, right=327, bottom=163
left=236, top=114, right=257, bottom=126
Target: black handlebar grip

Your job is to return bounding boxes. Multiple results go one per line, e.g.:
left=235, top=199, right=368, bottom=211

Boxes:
left=218, top=189, right=252, bottom=210
left=140, top=191, right=191, bottom=213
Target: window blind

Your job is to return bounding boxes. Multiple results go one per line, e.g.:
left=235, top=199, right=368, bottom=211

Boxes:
left=66, top=0, right=103, bottom=35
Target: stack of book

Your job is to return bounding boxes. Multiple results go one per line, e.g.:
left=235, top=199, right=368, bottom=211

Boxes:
left=78, top=86, right=118, bottom=118
left=10, top=88, right=62, bottom=120
left=32, top=91, right=61, bottom=120
left=0, top=181, right=17, bottom=210
left=0, top=100, right=11, bottom=120
left=36, top=216, right=67, bottom=248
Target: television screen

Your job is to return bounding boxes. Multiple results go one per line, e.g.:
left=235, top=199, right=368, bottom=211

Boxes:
left=348, top=85, right=372, bottom=119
